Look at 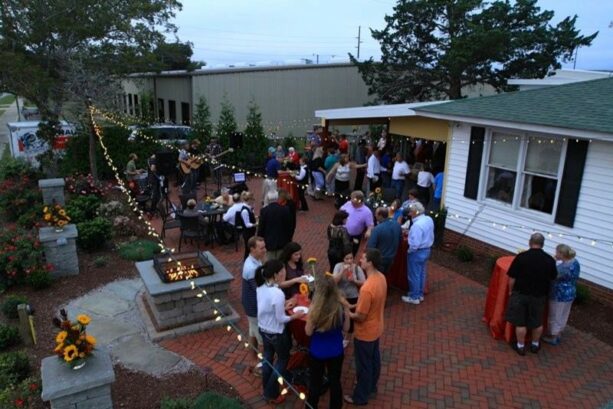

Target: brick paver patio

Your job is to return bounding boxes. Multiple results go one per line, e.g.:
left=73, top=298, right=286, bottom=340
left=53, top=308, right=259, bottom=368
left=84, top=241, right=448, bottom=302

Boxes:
left=155, top=178, right=613, bottom=408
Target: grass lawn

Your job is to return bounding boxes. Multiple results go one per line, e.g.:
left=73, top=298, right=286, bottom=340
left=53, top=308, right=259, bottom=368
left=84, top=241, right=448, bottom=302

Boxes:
left=0, top=94, right=15, bottom=106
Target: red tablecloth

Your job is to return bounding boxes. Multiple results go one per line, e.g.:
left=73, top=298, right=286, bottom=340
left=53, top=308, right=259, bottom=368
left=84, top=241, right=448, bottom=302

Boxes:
left=277, top=171, right=299, bottom=205
left=287, top=294, right=310, bottom=348
left=388, top=236, right=409, bottom=291
left=483, top=256, right=548, bottom=343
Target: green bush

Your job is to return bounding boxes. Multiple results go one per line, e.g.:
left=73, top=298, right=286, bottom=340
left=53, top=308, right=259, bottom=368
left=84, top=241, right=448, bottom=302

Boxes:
left=16, top=203, right=44, bottom=230
left=118, top=240, right=160, bottom=261
left=1, top=295, right=28, bottom=319
left=0, top=376, right=41, bottom=409
left=93, top=256, right=108, bottom=268
left=65, top=195, right=102, bottom=224
left=0, top=351, right=30, bottom=389
left=455, top=245, right=474, bottom=262
left=0, top=176, right=42, bottom=222
left=77, top=217, right=112, bottom=251
left=575, top=283, right=590, bottom=304
left=0, top=325, right=20, bottom=351
left=25, top=270, right=53, bottom=290
left=160, top=397, right=193, bottom=409
left=0, top=228, right=49, bottom=289
left=193, top=392, right=242, bottom=409
left=60, top=127, right=159, bottom=180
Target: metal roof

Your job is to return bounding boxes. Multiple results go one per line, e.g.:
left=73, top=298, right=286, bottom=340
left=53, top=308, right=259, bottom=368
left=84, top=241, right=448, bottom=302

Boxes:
left=315, top=100, right=450, bottom=120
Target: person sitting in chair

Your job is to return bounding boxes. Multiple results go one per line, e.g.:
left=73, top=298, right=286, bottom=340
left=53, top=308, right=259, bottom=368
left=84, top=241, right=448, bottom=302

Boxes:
left=181, top=199, right=209, bottom=227
left=214, top=187, right=235, bottom=207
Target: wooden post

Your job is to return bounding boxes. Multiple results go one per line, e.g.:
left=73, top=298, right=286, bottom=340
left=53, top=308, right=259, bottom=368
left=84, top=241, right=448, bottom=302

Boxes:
left=17, top=304, right=34, bottom=346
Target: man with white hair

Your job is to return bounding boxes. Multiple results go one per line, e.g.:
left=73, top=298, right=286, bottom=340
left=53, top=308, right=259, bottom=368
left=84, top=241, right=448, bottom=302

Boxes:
left=257, top=190, right=292, bottom=260
left=402, top=202, right=434, bottom=305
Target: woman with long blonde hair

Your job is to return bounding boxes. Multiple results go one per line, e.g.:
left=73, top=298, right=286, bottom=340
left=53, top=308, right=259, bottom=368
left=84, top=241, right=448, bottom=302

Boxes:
left=305, top=275, right=349, bottom=409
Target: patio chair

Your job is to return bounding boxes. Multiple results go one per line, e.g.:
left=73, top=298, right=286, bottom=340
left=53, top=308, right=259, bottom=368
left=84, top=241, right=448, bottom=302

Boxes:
left=177, top=214, right=206, bottom=252
left=157, top=201, right=181, bottom=239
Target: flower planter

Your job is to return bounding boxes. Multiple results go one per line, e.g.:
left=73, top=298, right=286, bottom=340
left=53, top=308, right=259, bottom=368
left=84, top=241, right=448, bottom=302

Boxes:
left=42, top=346, right=115, bottom=409
left=39, top=225, right=79, bottom=277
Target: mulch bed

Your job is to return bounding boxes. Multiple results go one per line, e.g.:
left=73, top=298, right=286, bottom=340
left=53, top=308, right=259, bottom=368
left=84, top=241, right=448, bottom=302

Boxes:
left=431, top=244, right=613, bottom=347
left=0, top=249, right=240, bottom=409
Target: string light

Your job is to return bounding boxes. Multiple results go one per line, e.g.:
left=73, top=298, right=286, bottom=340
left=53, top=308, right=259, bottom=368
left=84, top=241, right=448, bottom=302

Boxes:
left=89, top=105, right=312, bottom=407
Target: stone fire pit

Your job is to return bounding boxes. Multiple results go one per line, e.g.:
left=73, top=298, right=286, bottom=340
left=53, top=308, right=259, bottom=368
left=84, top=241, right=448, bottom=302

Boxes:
left=136, top=251, right=239, bottom=341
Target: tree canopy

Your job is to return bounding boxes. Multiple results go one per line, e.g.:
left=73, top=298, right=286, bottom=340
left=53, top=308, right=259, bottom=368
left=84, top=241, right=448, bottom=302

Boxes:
left=350, top=0, right=598, bottom=103
left=0, top=0, right=186, bottom=118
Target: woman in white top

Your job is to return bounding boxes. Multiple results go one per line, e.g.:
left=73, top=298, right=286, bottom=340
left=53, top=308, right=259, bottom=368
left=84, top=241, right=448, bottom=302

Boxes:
left=327, top=154, right=366, bottom=208
left=416, top=165, right=434, bottom=207
left=256, top=259, right=305, bottom=404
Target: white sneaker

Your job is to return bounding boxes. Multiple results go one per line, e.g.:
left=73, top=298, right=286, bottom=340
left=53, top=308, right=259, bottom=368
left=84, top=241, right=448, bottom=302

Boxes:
left=343, top=339, right=350, bottom=348
left=401, top=296, right=420, bottom=305
left=419, top=296, right=424, bottom=302
left=255, top=362, right=263, bottom=369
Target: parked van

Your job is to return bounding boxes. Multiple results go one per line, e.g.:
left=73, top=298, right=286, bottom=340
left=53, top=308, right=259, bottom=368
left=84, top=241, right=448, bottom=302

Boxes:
left=128, top=124, right=192, bottom=145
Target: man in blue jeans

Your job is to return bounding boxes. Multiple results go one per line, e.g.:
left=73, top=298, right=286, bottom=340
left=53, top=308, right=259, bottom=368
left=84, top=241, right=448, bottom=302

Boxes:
left=402, top=202, right=434, bottom=305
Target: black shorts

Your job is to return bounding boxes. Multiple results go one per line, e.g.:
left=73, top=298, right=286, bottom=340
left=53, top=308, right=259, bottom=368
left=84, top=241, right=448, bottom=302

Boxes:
left=505, top=293, right=547, bottom=329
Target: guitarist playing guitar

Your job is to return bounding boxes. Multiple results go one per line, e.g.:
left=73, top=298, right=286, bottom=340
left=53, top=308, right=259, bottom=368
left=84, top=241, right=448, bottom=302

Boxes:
left=179, top=138, right=234, bottom=194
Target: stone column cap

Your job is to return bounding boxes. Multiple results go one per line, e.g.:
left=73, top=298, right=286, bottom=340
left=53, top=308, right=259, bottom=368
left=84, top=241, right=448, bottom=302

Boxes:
left=38, top=178, right=66, bottom=189
left=41, top=345, right=115, bottom=401
left=39, top=224, right=79, bottom=241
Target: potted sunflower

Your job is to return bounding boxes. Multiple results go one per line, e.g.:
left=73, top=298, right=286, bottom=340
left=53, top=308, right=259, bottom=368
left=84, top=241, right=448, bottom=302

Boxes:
left=52, top=309, right=96, bottom=370
left=43, top=204, right=71, bottom=232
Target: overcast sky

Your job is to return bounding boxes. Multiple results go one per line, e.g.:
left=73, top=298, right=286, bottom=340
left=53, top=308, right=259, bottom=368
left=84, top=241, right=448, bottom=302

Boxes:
left=173, top=0, right=612, bottom=70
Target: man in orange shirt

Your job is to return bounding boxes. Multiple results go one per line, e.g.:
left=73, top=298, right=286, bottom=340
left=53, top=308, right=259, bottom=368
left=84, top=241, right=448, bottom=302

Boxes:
left=344, top=248, right=387, bottom=405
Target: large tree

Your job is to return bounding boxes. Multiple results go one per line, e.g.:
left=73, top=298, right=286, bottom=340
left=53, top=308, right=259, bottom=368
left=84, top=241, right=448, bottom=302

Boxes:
left=0, top=0, right=183, bottom=118
left=351, top=0, right=598, bottom=103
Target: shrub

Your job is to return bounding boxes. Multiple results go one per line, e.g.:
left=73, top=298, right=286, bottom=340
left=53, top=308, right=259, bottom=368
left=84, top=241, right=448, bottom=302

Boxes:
left=575, top=283, right=590, bottom=304
left=0, top=177, right=42, bottom=222
left=65, top=195, right=102, bottom=224
left=160, top=397, right=193, bottom=409
left=193, top=392, right=243, bottom=409
left=77, top=217, right=112, bottom=251
left=0, top=156, right=39, bottom=182
left=16, top=203, right=44, bottom=230
left=0, top=325, right=20, bottom=351
left=93, top=256, right=108, bottom=268
left=0, top=228, right=50, bottom=289
left=118, top=240, right=160, bottom=261
left=112, top=215, right=147, bottom=237
left=1, top=296, right=28, bottom=320
left=0, top=351, right=30, bottom=390
left=97, top=200, right=126, bottom=218
left=25, top=269, right=53, bottom=290
left=0, top=376, right=41, bottom=409
left=455, top=245, right=474, bottom=262
left=65, top=173, right=112, bottom=198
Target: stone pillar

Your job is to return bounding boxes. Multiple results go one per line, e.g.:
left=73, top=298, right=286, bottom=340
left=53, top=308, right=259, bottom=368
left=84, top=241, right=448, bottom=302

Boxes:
left=41, top=346, right=115, bottom=409
left=39, top=225, right=79, bottom=277
left=39, top=178, right=66, bottom=206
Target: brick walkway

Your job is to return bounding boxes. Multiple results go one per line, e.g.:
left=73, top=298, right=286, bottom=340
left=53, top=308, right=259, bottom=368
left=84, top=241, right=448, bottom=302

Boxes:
left=155, top=179, right=613, bottom=409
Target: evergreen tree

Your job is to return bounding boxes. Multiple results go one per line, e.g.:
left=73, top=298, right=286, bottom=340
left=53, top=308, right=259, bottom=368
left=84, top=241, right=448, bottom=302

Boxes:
left=351, top=0, right=597, bottom=103
left=216, top=96, right=238, bottom=162
left=243, top=98, right=268, bottom=167
left=192, top=96, right=213, bottom=143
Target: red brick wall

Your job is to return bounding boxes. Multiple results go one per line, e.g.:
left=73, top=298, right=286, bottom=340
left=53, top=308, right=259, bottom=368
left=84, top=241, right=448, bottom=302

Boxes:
left=442, top=229, right=613, bottom=307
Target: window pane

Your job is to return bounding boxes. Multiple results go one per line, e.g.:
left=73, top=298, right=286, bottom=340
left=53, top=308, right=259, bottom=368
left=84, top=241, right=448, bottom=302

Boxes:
left=524, top=137, right=562, bottom=176
left=521, top=174, right=557, bottom=214
left=489, top=133, right=520, bottom=169
left=486, top=167, right=516, bottom=204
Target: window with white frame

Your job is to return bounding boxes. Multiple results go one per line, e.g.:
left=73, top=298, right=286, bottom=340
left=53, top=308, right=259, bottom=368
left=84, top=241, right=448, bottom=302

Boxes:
left=483, top=132, right=565, bottom=215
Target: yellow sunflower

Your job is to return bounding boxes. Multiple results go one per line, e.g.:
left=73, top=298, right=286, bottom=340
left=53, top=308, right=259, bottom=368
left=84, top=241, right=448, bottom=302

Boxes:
left=54, top=343, right=64, bottom=353
left=59, top=209, right=66, bottom=216
left=77, top=314, right=91, bottom=325
left=86, top=335, right=97, bottom=347
left=306, top=257, right=317, bottom=264
left=63, top=345, right=79, bottom=362
left=44, top=213, right=52, bottom=221
left=299, top=283, right=309, bottom=296
left=375, top=187, right=382, bottom=194
left=55, top=331, right=68, bottom=344
left=43, top=206, right=49, bottom=213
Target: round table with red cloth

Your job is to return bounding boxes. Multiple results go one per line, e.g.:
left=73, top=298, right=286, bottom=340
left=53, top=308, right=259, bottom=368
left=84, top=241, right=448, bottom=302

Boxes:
left=387, top=236, right=409, bottom=291
left=277, top=171, right=299, bottom=204
left=287, top=294, right=310, bottom=348
left=483, top=255, right=548, bottom=343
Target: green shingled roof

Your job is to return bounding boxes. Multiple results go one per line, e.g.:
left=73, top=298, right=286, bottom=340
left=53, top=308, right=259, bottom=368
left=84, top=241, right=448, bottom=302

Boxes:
left=415, top=77, right=613, bottom=135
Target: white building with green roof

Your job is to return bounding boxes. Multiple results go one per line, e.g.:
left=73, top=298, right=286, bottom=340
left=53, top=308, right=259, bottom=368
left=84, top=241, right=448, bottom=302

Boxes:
left=414, top=77, right=613, bottom=294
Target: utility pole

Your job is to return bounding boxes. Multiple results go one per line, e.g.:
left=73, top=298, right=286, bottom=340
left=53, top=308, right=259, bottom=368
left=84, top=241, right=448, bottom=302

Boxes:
left=356, top=26, right=363, bottom=60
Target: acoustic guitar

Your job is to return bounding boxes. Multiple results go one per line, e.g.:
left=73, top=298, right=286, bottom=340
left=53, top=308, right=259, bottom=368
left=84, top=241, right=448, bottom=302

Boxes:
left=179, top=148, right=234, bottom=174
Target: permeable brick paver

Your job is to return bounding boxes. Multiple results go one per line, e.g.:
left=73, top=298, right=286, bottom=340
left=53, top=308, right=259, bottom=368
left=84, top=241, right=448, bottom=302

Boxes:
left=155, top=179, right=613, bottom=408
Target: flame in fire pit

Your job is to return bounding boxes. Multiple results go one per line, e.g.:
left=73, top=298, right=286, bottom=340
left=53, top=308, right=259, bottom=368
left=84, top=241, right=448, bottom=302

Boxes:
left=166, top=265, right=201, bottom=282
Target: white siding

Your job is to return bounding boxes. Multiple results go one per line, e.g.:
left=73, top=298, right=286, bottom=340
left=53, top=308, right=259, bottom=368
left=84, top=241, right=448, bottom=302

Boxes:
left=445, top=124, right=613, bottom=290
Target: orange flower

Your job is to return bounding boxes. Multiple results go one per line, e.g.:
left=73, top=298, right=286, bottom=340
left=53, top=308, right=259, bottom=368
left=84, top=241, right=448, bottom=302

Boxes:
left=77, top=314, right=91, bottom=325
left=299, top=283, right=309, bottom=296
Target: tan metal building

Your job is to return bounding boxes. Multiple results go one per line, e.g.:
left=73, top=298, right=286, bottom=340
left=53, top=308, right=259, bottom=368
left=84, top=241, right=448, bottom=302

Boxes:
left=121, top=63, right=372, bottom=138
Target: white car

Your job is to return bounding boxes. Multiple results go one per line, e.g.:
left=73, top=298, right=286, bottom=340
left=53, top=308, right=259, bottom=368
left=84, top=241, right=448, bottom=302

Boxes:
left=128, top=124, right=192, bottom=145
